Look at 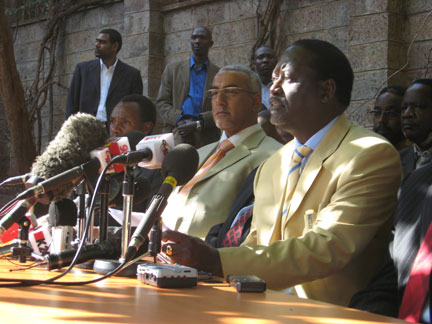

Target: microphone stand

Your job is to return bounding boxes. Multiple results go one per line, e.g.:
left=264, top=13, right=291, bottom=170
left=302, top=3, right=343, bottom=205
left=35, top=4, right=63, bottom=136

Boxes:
left=0, top=216, right=38, bottom=263
left=98, top=175, right=110, bottom=242
left=94, top=166, right=149, bottom=277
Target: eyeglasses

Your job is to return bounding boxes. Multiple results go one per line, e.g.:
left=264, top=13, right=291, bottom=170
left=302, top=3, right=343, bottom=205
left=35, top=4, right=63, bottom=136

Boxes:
left=206, top=87, right=256, bottom=99
left=368, top=109, right=401, bottom=119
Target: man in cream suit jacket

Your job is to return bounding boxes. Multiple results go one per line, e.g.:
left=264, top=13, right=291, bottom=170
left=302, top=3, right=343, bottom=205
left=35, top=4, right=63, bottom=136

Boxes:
left=162, top=65, right=281, bottom=240
left=161, top=39, right=402, bottom=307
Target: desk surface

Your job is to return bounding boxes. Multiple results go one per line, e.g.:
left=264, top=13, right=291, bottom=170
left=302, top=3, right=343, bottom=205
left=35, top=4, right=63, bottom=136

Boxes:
left=0, top=259, right=407, bottom=324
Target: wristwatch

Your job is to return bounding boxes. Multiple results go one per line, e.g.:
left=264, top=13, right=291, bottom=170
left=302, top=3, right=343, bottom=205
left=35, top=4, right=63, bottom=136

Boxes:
left=195, top=120, right=202, bottom=132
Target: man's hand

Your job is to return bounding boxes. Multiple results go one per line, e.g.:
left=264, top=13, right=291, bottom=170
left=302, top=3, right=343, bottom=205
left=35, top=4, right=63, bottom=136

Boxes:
left=162, top=229, right=223, bottom=277
left=177, top=119, right=198, bottom=137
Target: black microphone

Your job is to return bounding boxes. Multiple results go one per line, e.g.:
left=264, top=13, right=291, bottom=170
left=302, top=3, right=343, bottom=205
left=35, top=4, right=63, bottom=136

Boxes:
left=17, top=158, right=101, bottom=201
left=48, top=199, right=78, bottom=253
left=0, top=173, right=31, bottom=187
left=44, top=238, right=121, bottom=270
left=0, top=198, right=37, bottom=239
left=125, top=144, right=199, bottom=262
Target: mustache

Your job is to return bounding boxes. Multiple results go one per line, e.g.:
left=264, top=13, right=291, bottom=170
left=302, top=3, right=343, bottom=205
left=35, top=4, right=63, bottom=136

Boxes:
left=269, top=95, right=285, bottom=106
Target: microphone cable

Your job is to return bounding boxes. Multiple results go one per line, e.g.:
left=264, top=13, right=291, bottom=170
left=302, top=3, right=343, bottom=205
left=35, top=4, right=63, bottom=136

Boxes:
left=0, top=158, right=132, bottom=287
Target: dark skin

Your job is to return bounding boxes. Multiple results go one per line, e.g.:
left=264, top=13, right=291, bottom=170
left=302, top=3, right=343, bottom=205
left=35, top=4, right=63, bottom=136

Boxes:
left=253, top=46, right=277, bottom=85
left=162, top=45, right=344, bottom=275
left=401, top=83, right=432, bottom=152
left=95, top=33, right=118, bottom=68
left=372, top=92, right=404, bottom=147
left=177, top=27, right=214, bottom=139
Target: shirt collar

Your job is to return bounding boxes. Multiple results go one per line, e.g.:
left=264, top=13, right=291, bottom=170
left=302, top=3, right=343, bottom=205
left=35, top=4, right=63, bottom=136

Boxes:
left=294, top=115, right=339, bottom=150
left=99, top=58, right=118, bottom=70
left=190, top=56, right=209, bottom=71
left=219, top=124, right=262, bottom=147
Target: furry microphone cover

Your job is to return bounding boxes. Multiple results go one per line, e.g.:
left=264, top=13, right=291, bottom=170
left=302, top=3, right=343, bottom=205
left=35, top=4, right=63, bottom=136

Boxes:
left=30, top=113, right=107, bottom=199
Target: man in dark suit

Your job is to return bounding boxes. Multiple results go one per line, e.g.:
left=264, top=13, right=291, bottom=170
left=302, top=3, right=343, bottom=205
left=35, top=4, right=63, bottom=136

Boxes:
left=399, top=79, right=432, bottom=180
left=156, top=26, right=220, bottom=148
left=108, top=94, right=163, bottom=212
left=66, top=29, right=143, bottom=124
left=349, top=161, right=432, bottom=322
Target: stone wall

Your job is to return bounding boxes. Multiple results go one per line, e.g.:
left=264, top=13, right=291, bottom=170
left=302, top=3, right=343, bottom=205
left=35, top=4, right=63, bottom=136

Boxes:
left=1, top=0, right=432, bottom=185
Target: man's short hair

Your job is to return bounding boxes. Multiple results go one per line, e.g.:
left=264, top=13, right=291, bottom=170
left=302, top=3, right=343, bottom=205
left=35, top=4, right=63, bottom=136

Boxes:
left=412, top=79, right=432, bottom=100
left=253, top=45, right=275, bottom=59
left=193, top=26, right=213, bottom=40
left=99, top=28, right=122, bottom=52
left=290, top=39, right=354, bottom=108
left=378, top=85, right=407, bottom=98
left=218, top=64, right=261, bottom=93
left=119, top=94, right=156, bottom=124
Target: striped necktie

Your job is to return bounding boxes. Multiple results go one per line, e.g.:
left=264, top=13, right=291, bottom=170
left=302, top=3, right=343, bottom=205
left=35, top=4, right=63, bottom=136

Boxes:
left=180, top=139, right=234, bottom=196
left=282, top=145, right=312, bottom=216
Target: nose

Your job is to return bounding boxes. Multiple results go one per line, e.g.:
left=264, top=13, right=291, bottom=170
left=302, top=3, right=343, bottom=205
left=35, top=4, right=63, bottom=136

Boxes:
left=402, top=105, right=416, bottom=118
left=377, top=112, right=386, bottom=124
left=270, top=76, right=283, bottom=96
left=213, top=91, right=227, bottom=106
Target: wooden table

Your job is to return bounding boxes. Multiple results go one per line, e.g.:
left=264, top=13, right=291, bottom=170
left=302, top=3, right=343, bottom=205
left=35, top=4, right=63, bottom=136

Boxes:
left=0, top=259, right=407, bottom=324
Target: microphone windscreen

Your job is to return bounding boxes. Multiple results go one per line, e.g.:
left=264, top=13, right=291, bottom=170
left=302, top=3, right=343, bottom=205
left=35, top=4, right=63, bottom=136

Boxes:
left=122, top=130, right=146, bottom=151
left=161, top=144, right=199, bottom=185
left=48, top=198, right=78, bottom=227
left=31, top=113, right=107, bottom=180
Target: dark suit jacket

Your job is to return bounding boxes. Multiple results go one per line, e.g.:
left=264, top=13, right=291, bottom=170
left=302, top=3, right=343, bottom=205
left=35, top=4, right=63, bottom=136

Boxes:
left=205, top=168, right=257, bottom=248
left=400, top=145, right=416, bottom=181
left=349, top=162, right=432, bottom=319
left=66, top=59, right=143, bottom=121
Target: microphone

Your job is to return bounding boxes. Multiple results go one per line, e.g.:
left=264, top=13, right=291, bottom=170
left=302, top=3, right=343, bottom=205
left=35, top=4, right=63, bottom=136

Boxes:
left=44, top=238, right=121, bottom=270
left=29, top=113, right=107, bottom=200
left=16, top=158, right=101, bottom=201
left=0, top=173, right=31, bottom=187
left=125, top=144, right=199, bottom=262
left=0, top=197, right=37, bottom=240
left=48, top=199, right=78, bottom=253
left=136, top=133, right=175, bottom=169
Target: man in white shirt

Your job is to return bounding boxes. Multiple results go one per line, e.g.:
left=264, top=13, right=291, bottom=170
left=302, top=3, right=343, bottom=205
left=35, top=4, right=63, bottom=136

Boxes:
left=66, top=29, right=143, bottom=125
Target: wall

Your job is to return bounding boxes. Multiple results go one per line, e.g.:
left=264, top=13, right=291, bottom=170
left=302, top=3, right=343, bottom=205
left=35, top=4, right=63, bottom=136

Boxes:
left=1, top=0, right=432, bottom=183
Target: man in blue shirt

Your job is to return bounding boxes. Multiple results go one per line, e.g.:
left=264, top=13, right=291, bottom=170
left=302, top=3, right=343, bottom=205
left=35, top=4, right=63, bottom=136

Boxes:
left=156, top=26, right=220, bottom=148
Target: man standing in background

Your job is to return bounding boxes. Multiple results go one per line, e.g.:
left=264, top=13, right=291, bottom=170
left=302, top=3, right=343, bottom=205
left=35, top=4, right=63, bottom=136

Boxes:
left=252, top=45, right=277, bottom=109
left=156, top=26, right=220, bottom=148
left=66, top=29, right=143, bottom=124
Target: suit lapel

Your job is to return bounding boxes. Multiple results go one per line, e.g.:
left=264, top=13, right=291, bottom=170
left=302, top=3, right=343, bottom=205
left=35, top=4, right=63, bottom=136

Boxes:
left=283, top=115, right=352, bottom=227
left=108, top=60, right=124, bottom=97
left=89, top=60, right=101, bottom=97
left=200, top=129, right=264, bottom=183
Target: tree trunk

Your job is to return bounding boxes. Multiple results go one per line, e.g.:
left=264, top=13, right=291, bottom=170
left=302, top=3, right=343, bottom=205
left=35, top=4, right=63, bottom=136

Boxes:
left=0, top=0, right=36, bottom=174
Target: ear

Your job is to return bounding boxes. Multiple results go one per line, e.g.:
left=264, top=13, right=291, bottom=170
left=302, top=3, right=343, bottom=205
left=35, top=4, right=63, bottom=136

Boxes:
left=251, top=93, right=262, bottom=113
left=320, top=79, right=336, bottom=104
left=142, top=121, right=154, bottom=135
left=112, top=41, right=120, bottom=53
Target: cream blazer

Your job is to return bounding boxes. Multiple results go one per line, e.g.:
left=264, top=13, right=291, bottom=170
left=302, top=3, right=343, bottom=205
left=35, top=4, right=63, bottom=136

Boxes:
left=219, top=114, right=402, bottom=306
